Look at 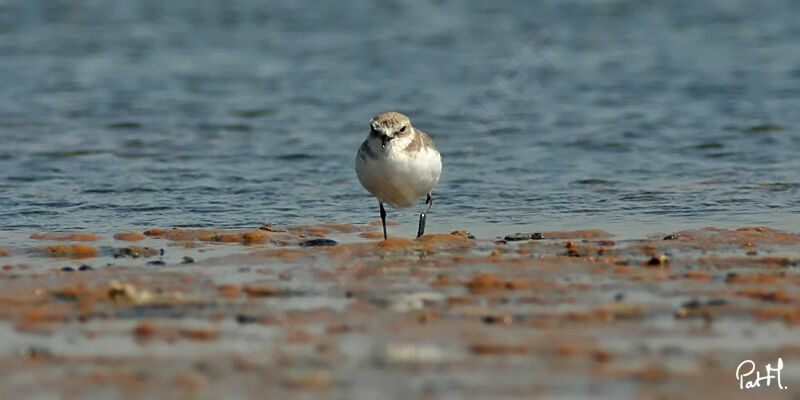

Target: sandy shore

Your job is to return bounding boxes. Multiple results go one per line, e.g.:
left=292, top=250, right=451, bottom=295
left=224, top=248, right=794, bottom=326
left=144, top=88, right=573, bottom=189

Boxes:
left=0, top=223, right=797, bottom=399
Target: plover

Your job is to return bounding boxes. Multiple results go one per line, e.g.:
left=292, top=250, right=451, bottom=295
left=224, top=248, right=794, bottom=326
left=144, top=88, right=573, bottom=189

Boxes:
left=356, top=112, right=442, bottom=239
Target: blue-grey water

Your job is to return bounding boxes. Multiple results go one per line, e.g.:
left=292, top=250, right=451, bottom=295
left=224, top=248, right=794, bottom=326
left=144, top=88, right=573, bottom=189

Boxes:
left=1, top=0, right=799, bottom=239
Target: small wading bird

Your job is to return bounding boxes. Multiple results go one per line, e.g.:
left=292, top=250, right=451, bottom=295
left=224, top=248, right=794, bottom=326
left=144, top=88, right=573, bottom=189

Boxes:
left=356, top=112, right=442, bottom=239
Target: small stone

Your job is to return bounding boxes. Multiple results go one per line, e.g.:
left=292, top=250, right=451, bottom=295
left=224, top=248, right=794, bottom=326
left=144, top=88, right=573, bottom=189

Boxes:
left=146, top=260, right=166, bottom=266
left=78, top=265, right=93, bottom=271
left=481, top=315, right=512, bottom=324
left=504, top=233, right=531, bottom=241
left=236, top=314, right=258, bottom=324
left=61, top=266, right=75, bottom=272
left=181, top=256, right=194, bottom=264
left=646, top=255, right=669, bottom=266
left=299, top=238, right=337, bottom=247
left=663, top=234, right=678, bottom=240
left=531, top=232, right=544, bottom=240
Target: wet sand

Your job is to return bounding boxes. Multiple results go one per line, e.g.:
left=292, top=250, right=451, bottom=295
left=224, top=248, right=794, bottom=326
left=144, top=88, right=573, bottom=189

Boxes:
left=0, top=223, right=798, bottom=399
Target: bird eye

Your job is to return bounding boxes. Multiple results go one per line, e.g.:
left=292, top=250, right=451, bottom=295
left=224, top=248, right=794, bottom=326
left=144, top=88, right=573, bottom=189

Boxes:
left=399, top=126, right=406, bottom=133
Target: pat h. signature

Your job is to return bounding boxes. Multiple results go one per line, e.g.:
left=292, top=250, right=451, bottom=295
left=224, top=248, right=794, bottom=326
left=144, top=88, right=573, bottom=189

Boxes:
left=736, top=358, right=788, bottom=390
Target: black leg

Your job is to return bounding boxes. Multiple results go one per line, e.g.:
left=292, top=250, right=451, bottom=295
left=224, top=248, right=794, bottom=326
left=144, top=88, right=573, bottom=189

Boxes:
left=417, top=193, right=432, bottom=238
left=379, top=202, right=388, bottom=240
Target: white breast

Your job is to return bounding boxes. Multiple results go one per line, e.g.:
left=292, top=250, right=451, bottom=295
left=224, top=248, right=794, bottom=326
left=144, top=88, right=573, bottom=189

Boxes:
left=356, top=137, right=442, bottom=209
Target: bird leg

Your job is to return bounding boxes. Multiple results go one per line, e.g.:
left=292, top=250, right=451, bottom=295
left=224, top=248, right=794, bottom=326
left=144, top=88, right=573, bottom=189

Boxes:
left=416, top=193, right=432, bottom=238
left=379, top=202, right=388, bottom=240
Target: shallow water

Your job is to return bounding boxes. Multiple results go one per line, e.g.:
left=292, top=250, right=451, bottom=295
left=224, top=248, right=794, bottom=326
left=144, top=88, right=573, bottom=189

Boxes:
left=1, top=0, right=799, bottom=239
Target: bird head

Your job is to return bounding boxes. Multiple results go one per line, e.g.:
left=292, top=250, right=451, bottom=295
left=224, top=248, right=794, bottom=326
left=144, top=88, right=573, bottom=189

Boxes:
left=370, top=111, right=412, bottom=148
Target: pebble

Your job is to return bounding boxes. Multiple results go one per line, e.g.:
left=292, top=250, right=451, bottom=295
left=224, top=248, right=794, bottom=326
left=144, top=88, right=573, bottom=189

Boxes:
left=481, top=315, right=513, bottom=324
left=299, top=238, right=337, bottom=247
left=235, top=314, right=258, bottom=324
left=646, top=255, right=669, bottom=266
left=504, top=233, right=531, bottom=241
left=78, top=265, right=93, bottom=271
left=503, top=232, right=544, bottom=241
left=146, top=260, right=166, bottom=266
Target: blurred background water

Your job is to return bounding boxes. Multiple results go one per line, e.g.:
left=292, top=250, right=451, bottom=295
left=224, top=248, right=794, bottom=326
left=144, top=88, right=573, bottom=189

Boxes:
left=1, top=0, right=799, bottom=240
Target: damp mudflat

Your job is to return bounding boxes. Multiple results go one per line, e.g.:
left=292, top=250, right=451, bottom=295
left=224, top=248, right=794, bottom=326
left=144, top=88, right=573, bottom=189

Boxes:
left=0, top=225, right=798, bottom=399
left=1, top=0, right=800, bottom=398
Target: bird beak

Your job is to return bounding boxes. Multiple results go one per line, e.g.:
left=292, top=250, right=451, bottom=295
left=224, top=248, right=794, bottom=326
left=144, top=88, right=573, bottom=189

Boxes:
left=381, top=135, right=393, bottom=148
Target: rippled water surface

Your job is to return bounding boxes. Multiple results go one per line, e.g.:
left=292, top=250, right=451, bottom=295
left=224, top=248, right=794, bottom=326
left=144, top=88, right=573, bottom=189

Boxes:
left=1, top=0, right=799, bottom=239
